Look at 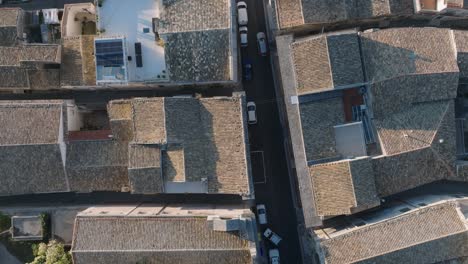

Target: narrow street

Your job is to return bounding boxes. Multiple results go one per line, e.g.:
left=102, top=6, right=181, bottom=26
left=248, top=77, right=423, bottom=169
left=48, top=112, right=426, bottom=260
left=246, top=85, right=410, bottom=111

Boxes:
left=242, top=0, right=302, bottom=262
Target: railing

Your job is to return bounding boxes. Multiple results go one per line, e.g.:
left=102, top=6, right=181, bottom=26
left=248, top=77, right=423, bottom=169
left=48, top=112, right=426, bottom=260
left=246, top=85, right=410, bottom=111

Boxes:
left=352, top=104, right=375, bottom=144
left=456, top=118, right=466, bottom=156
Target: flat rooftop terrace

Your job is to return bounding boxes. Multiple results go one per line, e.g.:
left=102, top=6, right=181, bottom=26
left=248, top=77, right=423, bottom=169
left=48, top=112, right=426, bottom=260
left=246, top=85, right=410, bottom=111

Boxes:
left=98, top=0, right=167, bottom=82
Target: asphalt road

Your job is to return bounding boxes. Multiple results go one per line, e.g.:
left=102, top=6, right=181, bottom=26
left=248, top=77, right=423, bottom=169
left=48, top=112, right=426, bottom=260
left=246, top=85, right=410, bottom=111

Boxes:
left=241, top=0, right=302, bottom=263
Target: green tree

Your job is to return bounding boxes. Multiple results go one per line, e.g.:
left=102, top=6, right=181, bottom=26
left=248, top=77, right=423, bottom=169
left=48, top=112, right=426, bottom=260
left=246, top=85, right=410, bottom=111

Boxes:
left=0, top=212, right=10, bottom=231
left=29, top=240, right=71, bottom=264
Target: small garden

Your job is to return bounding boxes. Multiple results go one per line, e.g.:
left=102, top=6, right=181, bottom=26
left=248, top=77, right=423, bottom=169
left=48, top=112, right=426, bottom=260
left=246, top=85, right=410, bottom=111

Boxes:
left=0, top=212, right=71, bottom=264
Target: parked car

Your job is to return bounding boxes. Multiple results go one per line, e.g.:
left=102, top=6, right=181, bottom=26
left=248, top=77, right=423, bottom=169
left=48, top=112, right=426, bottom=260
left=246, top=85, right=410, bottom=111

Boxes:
left=237, top=1, right=248, bottom=26
left=257, top=32, right=267, bottom=56
left=239, top=26, right=248, bottom=47
left=256, top=204, right=267, bottom=224
left=247, top=101, right=257, bottom=125
left=264, top=228, right=282, bottom=245
left=269, top=249, right=280, bottom=264
left=243, top=58, right=253, bottom=81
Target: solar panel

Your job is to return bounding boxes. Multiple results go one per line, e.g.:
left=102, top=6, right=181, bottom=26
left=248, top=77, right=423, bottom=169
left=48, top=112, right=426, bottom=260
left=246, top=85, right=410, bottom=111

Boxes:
left=135, top=43, right=142, bottom=67
left=135, top=42, right=142, bottom=55
left=95, top=40, right=124, bottom=67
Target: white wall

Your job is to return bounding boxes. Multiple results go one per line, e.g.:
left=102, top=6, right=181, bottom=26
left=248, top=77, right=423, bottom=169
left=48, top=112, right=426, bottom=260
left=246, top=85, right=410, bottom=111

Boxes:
left=66, top=101, right=82, bottom=131
left=64, top=4, right=96, bottom=37
left=58, top=108, right=67, bottom=168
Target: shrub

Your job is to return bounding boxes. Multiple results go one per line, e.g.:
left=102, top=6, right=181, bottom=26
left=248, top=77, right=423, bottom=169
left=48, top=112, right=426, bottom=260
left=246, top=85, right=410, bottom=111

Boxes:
left=0, top=212, right=10, bottom=231
left=29, top=240, right=71, bottom=264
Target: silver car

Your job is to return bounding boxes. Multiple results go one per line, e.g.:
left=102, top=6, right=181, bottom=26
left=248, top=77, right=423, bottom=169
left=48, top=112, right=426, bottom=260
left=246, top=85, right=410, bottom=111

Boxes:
left=257, top=32, right=267, bottom=56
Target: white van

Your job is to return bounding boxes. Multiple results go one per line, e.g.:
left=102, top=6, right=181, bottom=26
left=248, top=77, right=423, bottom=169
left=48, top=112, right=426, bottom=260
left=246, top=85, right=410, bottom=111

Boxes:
left=256, top=204, right=267, bottom=224
left=239, top=26, right=248, bottom=47
left=237, top=1, right=248, bottom=26
left=247, top=101, right=257, bottom=125
left=269, top=249, right=280, bottom=264
left=264, top=228, right=282, bottom=245
left=257, top=32, right=267, bottom=56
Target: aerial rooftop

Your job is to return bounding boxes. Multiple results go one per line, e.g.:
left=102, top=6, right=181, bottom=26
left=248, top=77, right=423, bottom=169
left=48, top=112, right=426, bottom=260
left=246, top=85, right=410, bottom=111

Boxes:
left=71, top=204, right=257, bottom=264
left=0, top=8, right=23, bottom=46
left=277, top=27, right=467, bottom=227
left=59, top=0, right=235, bottom=87
left=273, top=0, right=414, bottom=28
left=314, top=191, right=468, bottom=264
left=0, top=2, right=236, bottom=91
left=0, top=94, right=253, bottom=198
left=273, top=0, right=464, bottom=29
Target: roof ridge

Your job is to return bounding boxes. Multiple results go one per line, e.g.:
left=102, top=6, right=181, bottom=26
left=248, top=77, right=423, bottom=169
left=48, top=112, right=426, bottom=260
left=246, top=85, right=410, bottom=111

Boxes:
left=325, top=201, right=461, bottom=243
left=430, top=101, right=452, bottom=145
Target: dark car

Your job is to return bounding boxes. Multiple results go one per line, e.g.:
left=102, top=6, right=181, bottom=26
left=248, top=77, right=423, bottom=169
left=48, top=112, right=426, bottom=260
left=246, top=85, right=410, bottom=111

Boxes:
left=243, top=58, right=253, bottom=81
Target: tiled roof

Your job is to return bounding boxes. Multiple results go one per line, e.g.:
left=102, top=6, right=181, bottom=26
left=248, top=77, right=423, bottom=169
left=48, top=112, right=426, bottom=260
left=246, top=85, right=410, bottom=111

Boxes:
left=0, top=8, right=21, bottom=46
left=0, top=101, right=63, bottom=145
left=310, top=160, right=359, bottom=216
left=299, top=97, right=345, bottom=161
left=71, top=217, right=252, bottom=264
left=108, top=95, right=251, bottom=197
left=128, top=144, right=163, bottom=194
left=301, top=0, right=348, bottom=23
left=327, top=33, right=364, bottom=87
left=0, top=66, right=28, bottom=88
left=0, top=96, right=251, bottom=197
left=292, top=35, right=332, bottom=94
left=310, top=158, right=379, bottom=216
left=157, top=0, right=232, bottom=83
left=374, top=101, right=451, bottom=156
left=275, top=0, right=414, bottom=28
left=360, top=27, right=459, bottom=83
left=0, top=8, right=20, bottom=27
left=163, top=29, right=231, bottom=82
left=162, top=144, right=186, bottom=182
left=66, top=140, right=129, bottom=192
left=128, top=144, right=161, bottom=169
left=369, top=72, right=459, bottom=118
left=0, top=100, right=69, bottom=196
left=128, top=168, right=164, bottom=194
left=0, top=44, right=61, bottom=89
left=164, top=97, right=205, bottom=181
left=319, top=202, right=468, bottom=264
left=0, top=27, right=18, bottom=46
left=0, top=45, right=60, bottom=65
left=291, top=31, right=363, bottom=94
left=0, top=144, right=68, bottom=196
left=159, top=0, right=229, bottom=33
left=60, top=36, right=96, bottom=87
left=276, top=0, right=304, bottom=28
left=28, top=69, right=60, bottom=90
left=279, top=27, right=463, bottom=221
left=373, top=101, right=457, bottom=197
left=61, top=37, right=84, bottom=87
left=454, top=30, right=468, bottom=78
left=0, top=8, right=22, bottom=46
left=131, top=98, right=166, bottom=144
left=201, top=97, right=250, bottom=195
